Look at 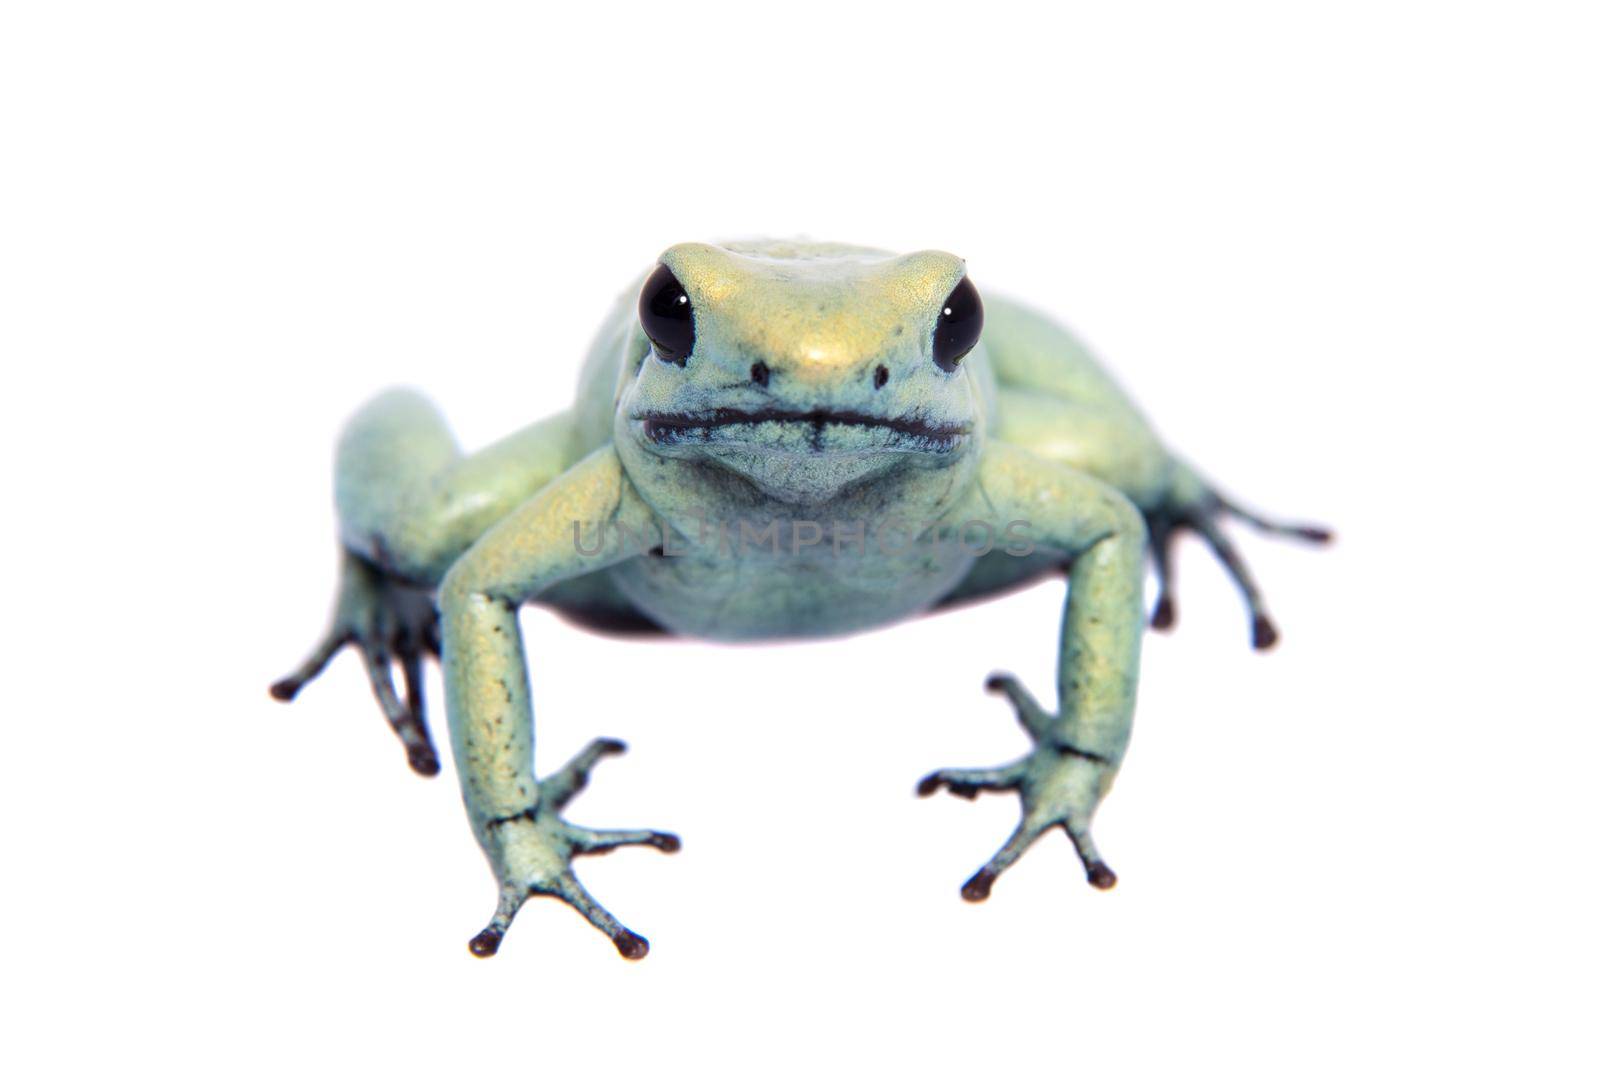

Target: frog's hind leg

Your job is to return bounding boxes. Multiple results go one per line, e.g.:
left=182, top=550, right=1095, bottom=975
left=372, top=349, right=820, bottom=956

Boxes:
left=1152, top=462, right=1331, bottom=649
left=274, top=389, right=580, bottom=776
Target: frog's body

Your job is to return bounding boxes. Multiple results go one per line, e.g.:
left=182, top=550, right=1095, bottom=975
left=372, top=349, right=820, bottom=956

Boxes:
left=274, top=239, right=1326, bottom=959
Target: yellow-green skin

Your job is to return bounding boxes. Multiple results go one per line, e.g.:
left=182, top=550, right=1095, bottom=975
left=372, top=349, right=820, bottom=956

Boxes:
left=274, top=239, right=1325, bottom=959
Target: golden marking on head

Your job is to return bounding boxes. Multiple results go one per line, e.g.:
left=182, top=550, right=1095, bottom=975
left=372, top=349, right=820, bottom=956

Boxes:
left=658, top=240, right=967, bottom=379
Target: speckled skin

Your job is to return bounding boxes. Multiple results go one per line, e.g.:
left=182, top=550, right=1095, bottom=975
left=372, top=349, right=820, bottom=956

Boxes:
left=273, top=239, right=1326, bottom=959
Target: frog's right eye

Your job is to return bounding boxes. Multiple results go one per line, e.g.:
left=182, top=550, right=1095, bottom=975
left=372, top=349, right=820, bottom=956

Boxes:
left=639, top=264, right=696, bottom=366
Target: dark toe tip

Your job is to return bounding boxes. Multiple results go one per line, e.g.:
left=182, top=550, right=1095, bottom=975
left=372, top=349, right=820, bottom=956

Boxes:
left=916, top=774, right=942, bottom=797
left=598, top=738, right=628, bottom=756
left=1150, top=598, right=1175, bottom=631
left=1251, top=616, right=1280, bottom=650
left=983, top=672, right=1012, bottom=693
left=961, top=869, right=996, bottom=902
left=1299, top=526, right=1334, bottom=544
left=268, top=679, right=300, bottom=702
left=409, top=749, right=442, bottom=777
left=1086, top=861, right=1118, bottom=890
left=650, top=833, right=682, bottom=853
left=613, top=930, right=650, bottom=960
left=468, top=929, right=503, bottom=958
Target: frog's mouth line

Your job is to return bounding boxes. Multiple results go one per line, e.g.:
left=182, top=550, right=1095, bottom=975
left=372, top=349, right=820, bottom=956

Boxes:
left=634, top=408, right=970, bottom=453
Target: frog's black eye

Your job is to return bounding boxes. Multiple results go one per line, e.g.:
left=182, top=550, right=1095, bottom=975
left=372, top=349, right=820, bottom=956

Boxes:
left=639, top=264, right=695, bottom=366
left=932, top=275, right=983, bottom=373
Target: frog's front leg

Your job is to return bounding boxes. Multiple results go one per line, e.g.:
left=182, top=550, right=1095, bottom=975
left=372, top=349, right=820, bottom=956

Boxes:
left=920, top=441, right=1146, bottom=897
left=438, top=445, right=678, bottom=960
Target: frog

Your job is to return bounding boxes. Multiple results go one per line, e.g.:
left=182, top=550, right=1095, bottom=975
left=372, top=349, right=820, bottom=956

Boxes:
left=271, top=239, right=1328, bottom=960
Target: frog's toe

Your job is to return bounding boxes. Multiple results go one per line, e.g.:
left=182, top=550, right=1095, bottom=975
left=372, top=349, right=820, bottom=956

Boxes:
left=957, top=809, right=1117, bottom=902
left=1146, top=517, right=1179, bottom=632
left=545, top=874, right=653, bottom=959
left=467, top=926, right=505, bottom=958
left=355, top=637, right=440, bottom=778
left=1060, top=823, right=1117, bottom=889
left=571, top=827, right=682, bottom=855
left=1186, top=510, right=1290, bottom=651
left=1148, top=493, right=1330, bottom=650
left=1220, top=495, right=1334, bottom=545
left=269, top=630, right=347, bottom=703
left=959, top=819, right=1051, bottom=901
left=470, top=873, right=653, bottom=961
left=915, top=675, right=1042, bottom=802
left=916, top=763, right=1025, bottom=800
left=541, top=737, right=630, bottom=810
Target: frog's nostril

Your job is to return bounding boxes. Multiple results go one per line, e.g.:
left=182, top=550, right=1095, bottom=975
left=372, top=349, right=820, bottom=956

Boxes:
left=874, top=365, right=889, bottom=390
left=750, top=361, right=770, bottom=387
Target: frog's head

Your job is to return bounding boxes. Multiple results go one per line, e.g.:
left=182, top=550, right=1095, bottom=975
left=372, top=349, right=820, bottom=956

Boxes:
left=616, top=240, right=986, bottom=505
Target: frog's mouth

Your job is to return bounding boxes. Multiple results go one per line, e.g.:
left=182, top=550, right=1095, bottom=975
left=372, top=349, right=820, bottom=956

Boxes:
left=634, top=407, right=970, bottom=455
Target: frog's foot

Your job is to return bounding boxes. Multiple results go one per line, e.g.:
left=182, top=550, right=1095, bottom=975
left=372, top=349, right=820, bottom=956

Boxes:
left=1148, top=493, right=1331, bottom=651
left=918, top=673, right=1119, bottom=899
left=467, top=738, right=680, bottom=961
left=270, top=550, right=443, bottom=777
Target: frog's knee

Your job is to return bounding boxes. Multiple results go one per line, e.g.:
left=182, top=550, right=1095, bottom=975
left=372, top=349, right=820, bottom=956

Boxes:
left=334, top=390, right=464, bottom=580
left=364, top=385, right=438, bottom=416
left=339, top=389, right=456, bottom=460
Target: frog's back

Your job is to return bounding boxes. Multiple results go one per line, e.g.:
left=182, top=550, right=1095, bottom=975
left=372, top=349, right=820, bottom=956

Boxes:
left=979, top=295, right=1150, bottom=424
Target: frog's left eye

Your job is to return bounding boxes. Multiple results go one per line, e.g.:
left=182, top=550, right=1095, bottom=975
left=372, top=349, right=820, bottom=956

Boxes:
left=639, top=264, right=696, bottom=366
left=932, top=275, right=983, bottom=372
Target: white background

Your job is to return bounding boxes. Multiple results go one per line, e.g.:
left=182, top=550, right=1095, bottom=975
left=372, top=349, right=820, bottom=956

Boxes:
left=3, top=1, right=1596, bottom=1063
